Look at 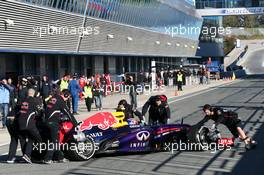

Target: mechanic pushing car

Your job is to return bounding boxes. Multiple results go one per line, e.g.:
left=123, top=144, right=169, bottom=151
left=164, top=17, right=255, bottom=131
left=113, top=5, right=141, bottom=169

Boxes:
left=116, top=99, right=145, bottom=124
left=196, top=104, right=257, bottom=150
left=43, top=89, right=78, bottom=164
left=142, top=95, right=170, bottom=125
left=18, top=88, right=43, bottom=164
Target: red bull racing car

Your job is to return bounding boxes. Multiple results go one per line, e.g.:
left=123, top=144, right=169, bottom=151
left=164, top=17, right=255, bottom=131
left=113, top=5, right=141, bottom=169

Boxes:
left=34, top=112, right=234, bottom=161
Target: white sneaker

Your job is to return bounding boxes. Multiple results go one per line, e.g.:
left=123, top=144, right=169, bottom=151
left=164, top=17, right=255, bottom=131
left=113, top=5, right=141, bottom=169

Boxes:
left=7, top=158, right=16, bottom=164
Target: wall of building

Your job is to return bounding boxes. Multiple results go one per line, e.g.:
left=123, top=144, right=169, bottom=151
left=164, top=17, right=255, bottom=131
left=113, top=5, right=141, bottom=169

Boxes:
left=0, top=53, right=183, bottom=80
left=0, top=0, right=199, bottom=57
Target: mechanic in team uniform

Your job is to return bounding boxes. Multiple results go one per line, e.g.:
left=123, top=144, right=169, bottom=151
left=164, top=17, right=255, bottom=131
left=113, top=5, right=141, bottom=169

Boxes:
left=116, top=99, right=144, bottom=124
left=43, top=89, right=78, bottom=164
left=196, top=104, right=257, bottom=150
left=18, top=88, right=43, bottom=164
left=142, top=95, right=170, bottom=125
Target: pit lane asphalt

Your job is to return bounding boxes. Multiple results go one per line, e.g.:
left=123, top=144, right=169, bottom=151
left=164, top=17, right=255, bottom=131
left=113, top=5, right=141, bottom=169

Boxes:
left=1, top=75, right=264, bottom=175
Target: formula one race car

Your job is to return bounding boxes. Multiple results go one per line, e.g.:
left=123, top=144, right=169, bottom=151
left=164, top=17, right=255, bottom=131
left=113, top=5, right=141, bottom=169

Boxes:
left=33, top=112, right=234, bottom=161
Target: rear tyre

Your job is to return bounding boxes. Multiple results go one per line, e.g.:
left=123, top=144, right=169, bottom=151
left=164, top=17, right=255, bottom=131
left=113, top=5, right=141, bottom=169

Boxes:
left=196, top=126, right=210, bottom=146
left=187, top=125, right=211, bottom=151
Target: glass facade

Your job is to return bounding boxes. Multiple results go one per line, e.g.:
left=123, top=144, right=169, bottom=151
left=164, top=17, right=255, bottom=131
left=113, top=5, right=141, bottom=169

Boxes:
left=197, top=0, right=264, bottom=46
left=199, top=16, right=224, bottom=43
left=16, top=0, right=203, bottom=40
left=196, top=0, right=264, bottom=9
left=185, top=0, right=195, bottom=6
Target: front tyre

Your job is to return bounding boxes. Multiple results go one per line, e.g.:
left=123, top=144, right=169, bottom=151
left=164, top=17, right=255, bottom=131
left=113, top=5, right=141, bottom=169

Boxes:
left=65, top=136, right=96, bottom=161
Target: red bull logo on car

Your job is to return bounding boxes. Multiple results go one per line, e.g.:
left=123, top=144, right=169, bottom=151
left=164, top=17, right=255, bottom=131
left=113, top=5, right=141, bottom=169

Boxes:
left=79, top=112, right=119, bottom=131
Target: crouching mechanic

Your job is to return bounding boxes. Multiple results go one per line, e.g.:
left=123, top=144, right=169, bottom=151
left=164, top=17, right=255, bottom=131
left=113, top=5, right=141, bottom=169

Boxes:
left=43, top=89, right=78, bottom=164
left=142, top=95, right=170, bottom=125
left=196, top=104, right=257, bottom=150
left=116, top=99, right=144, bottom=125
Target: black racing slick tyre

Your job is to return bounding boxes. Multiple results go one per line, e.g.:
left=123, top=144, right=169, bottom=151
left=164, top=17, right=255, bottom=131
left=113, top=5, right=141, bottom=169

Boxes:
left=195, top=126, right=211, bottom=146
left=64, top=136, right=96, bottom=161
left=187, top=125, right=211, bottom=151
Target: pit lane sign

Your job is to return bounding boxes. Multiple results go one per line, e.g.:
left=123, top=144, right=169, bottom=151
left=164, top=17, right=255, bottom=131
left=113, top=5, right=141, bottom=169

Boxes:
left=197, top=7, right=264, bottom=16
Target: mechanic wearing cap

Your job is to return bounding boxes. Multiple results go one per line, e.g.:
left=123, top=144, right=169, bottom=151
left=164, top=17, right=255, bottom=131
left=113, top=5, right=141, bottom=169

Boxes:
left=116, top=99, right=144, bottom=124
left=142, top=95, right=170, bottom=125
left=196, top=104, right=257, bottom=150
left=43, top=89, right=78, bottom=164
left=68, top=73, right=82, bottom=115
left=17, top=88, right=43, bottom=164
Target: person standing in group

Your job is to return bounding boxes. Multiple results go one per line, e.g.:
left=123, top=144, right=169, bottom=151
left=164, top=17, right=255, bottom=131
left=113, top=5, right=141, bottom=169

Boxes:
left=41, top=75, right=52, bottom=106
left=0, top=79, right=11, bottom=129
left=83, top=80, right=93, bottom=112
left=68, top=73, right=82, bottom=115
left=7, top=78, right=17, bottom=117
left=104, top=72, right=111, bottom=96
left=202, top=68, right=207, bottom=84
left=18, top=78, right=29, bottom=105
left=58, top=74, right=69, bottom=92
left=177, top=71, right=183, bottom=91
left=100, top=74, right=107, bottom=97
left=126, top=76, right=138, bottom=109
left=93, top=82, right=103, bottom=111
left=6, top=111, right=24, bottom=163
left=79, top=75, right=86, bottom=99
left=58, top=74, right=71, bottom=110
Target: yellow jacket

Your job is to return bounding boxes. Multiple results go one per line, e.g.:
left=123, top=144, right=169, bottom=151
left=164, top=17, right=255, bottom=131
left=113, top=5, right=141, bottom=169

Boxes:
left=83, top=86, right=93, bottom=98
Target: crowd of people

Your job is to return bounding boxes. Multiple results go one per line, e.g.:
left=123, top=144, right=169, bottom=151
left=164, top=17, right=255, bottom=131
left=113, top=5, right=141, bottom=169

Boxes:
left=0, top=72, right=173, bottom=164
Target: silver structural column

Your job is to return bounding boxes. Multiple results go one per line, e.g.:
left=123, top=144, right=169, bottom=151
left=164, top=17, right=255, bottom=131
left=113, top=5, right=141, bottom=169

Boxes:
left=76, top=0, right=90, bottom=53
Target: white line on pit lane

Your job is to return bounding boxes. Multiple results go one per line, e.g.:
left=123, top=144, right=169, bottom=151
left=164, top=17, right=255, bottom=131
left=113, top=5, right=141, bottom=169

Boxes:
left=107, top=157, right=232, bottom=173
left=73, top=167, right=147, bottom=175
left=0, top=143, right=9, bottom=147
left=162, top=152, right=240, bottom=161
left=1, top=148, right=21, bottom=156
left=167, top=81, right=239, bottom=105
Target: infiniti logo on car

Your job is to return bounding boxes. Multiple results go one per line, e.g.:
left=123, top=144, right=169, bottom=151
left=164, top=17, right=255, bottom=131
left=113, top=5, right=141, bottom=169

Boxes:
left=136, top=131, right=150, bottom=141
